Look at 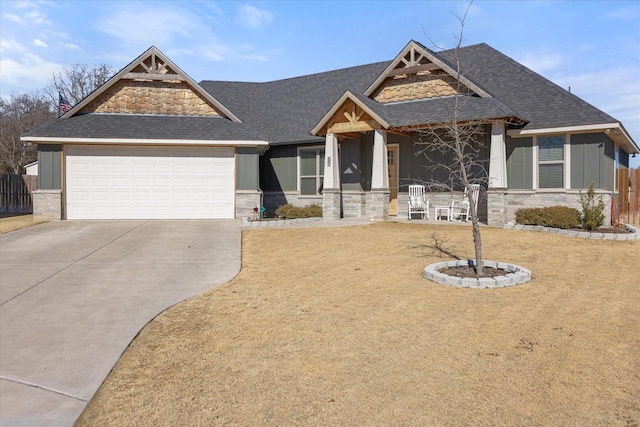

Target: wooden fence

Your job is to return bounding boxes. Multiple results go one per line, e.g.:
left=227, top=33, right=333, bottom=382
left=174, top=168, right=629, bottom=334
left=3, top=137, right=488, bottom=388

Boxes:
left=0, top=175, right=38, bottom=214
left=618, top=168, right=640, bottom=225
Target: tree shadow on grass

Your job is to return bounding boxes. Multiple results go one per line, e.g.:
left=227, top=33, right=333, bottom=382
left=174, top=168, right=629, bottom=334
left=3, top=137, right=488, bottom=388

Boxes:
left=411, top=233, right=463, bottom=260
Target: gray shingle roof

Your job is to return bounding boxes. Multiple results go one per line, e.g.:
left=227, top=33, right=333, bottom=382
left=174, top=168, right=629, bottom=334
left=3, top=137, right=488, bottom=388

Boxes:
left=25, top=42, right=624, bottom=145
left=25, top=114, right=262, bottom=141
left=439, top=43, right=618, bottom=129
left=199, top=61, right=391, bottom=144
left=350, top=91, right=520, bottom=128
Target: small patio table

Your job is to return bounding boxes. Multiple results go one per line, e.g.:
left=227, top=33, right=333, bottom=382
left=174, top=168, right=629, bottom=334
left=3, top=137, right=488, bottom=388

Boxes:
left=435, top=206, right=450, bottom=221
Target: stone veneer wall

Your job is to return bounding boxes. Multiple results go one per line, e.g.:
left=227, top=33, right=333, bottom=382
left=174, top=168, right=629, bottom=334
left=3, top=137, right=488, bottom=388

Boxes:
left=342, top=192, right=366, bottom=218
left=366, top=190, right=389, bottom=220
left=488, top=190, right=613, bottom=227
left=235, top=190, right=262, bottom=219
left=81, top=80, right=220, bottom=116
left=322, top=190, right=341, bottom=220
left=32, top=189, right=62, bottom=221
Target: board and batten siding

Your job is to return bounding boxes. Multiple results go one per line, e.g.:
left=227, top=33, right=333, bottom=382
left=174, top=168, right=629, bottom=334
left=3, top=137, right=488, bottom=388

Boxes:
left=570, top=133, right=615, bottom=191
left=397, top=128, right=490, bottom=191
left=38, top=144, right=62, bottom=190
left=340, top=136, right=372, bottom=192
left=235, top=147, right=259, bottom=190
left=506, top=136, right=533, bottom=190
left=260, top=145, right=298, bottom=192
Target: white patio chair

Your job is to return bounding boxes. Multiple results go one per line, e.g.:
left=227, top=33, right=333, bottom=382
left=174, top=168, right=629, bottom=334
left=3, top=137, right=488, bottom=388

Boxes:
left=450, top=184, right=480, bottom=221
left=407, top=184, right=429, bottom=220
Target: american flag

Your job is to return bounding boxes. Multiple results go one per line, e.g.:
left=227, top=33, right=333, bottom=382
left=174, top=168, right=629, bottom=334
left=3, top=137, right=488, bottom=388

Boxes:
left=59, top=93, right=72, bottom=114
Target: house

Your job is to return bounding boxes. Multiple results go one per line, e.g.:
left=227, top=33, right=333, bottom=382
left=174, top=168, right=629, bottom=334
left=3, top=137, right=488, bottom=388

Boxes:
left=24, top=161, right=38, bottom=176
left=22, top=41, right=639, bottom=225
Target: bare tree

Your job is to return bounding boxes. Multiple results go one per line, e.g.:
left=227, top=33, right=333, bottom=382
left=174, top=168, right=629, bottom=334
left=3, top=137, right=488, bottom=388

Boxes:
left=47, top=63, right=114, bottom=107
left=414, top=2, right=488, bottom=276
left=0, top=93, right=56, bottom=174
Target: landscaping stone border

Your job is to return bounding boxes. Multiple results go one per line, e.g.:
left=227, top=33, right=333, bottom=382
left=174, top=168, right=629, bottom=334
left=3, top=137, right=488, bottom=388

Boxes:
left=503, top=223, right=639, bottom=240
left=423, top=259, right=532, bottom=289
left=241, top=217, right=322, bottom=227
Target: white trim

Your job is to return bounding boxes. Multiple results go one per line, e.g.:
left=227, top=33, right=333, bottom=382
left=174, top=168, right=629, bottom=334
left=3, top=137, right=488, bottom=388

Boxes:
left=323, top=133, right=340, bottom=190
left=297, top=145, right=325, bottom=196
left=488, top=121, right=507, bottom=188
left=537, top=134, right=566, bottom=189
left=371, top=130, right=389, bottom=189
left=507, top=123, right=621, bottom=136
left=311, top=90, right=390, bottom=136
left=532, top=136, right=538, bottom=190
left=564, top=133, right=571, bottom=190
left=363, top=40, right=492, bottom=99
left=58, top=46, right=242, bottom=123
left=21, top=136, right=268, bottom=146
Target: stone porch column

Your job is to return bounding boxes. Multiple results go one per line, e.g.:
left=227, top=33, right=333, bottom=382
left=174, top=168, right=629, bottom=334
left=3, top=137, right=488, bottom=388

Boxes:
left=32, top=189, right=62, bottom=221
left=322, top=133, right=341, bottom=220
left=368, top=129, right=389, bottom=220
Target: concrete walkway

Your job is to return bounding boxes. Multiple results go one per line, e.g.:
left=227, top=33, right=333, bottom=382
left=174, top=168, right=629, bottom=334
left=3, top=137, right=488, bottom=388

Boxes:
left=0, top=220, right=240, bottom=427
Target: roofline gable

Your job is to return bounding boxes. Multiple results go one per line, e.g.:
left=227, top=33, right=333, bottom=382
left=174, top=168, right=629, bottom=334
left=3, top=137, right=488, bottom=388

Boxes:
left=311, top=90, right=390, bottom=136
left=364, top=40, right=492, bottom=100
left=60, top=46, right=242, bottom=123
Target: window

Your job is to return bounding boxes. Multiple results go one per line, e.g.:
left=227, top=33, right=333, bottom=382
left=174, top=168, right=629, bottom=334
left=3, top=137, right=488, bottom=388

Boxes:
left=299, top=147, right=324, bottom=195
left=538, top=135, right=564, bottom=188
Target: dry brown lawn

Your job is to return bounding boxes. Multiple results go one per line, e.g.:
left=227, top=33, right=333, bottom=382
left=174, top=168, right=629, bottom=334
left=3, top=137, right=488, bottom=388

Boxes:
left=76, top=222, right=640, bottom=426
left=0, top=214, right=47, bottom=234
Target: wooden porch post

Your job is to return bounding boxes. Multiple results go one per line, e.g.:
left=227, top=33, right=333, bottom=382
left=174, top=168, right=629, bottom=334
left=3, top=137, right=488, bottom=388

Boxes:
left=369, top=129, right=390, bottom=220
left=322, top=133, right=341, bottom=220
left=489, top=121, right=507, bottom=188
left=371, top=130, right=389, bottom=189
left=323, top=133, right=340, bottom=190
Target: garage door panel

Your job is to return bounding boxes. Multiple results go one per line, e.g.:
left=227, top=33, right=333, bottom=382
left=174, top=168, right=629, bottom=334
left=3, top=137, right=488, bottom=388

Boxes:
left=66, top=145, right=235, bottom=219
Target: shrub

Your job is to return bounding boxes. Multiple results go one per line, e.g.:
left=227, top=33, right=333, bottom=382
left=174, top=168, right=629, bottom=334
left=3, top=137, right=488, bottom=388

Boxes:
left=275, top=203, right=322, bottom=219
left=515, top=205, right=580, bottom=229
left=578, top=181, right=605, bottom=231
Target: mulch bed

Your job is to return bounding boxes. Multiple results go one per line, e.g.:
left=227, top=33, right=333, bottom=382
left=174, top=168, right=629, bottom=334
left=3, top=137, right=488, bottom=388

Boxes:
left=439, top=265, right=507, bottom=278
left=570, top=225, right=632, bottom=234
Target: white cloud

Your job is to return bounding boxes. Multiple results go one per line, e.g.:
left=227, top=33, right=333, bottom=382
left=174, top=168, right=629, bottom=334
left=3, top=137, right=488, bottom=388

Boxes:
left=0, top=54, right=62, bottom=91
left=63, top=42, right=80, bottom=51
left=0, top=38, right=63, bottom=95
left=235, top=5, right=273, bottom=30
left=4, top=13, right=23, bottom=24
left=25, top=9, right=51, bottom=25
left=603, top=5, right=640, bottom=20
left=96, top=6, right=198, bottom=46
left=553, top=67, right=640, bottom=146
left=33, top=38, right=47, bottom=48
left=516, top=52, right=563, bottom=73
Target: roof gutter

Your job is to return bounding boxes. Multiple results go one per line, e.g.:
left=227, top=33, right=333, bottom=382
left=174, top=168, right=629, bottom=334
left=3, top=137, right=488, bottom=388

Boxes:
left=20, top=136, right=269, bottom=147
left=507, top=122, right=639, bottom=154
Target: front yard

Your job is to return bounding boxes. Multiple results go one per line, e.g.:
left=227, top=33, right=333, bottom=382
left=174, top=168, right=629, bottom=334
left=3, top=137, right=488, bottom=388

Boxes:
left=76, top=222, right=639, bottom=426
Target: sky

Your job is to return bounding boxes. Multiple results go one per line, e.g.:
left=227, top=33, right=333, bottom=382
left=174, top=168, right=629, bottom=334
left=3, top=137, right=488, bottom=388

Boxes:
left=1, top=0, right=639, bottom=166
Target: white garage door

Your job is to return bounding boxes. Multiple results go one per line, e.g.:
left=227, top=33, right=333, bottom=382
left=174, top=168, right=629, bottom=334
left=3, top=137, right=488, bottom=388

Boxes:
left=65, top=145, right=235, bottom=219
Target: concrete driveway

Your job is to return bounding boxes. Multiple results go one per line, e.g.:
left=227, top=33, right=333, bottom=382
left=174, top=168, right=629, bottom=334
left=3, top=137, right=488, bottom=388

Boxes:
left=0, top=220, right=240, bottom=427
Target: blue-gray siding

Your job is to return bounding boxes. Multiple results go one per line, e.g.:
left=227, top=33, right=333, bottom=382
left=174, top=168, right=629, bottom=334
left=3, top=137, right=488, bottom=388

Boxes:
left=38, top=144, right=61, bottom=189
left=395, top=128, right=490, bottom=192
left=236, top=147, right=259, bottom=190
left=570, top=133, right=615, bottom=190
left=260, top=145, right=298, bottom=192
left=506, top=137, right=533, bottom=189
